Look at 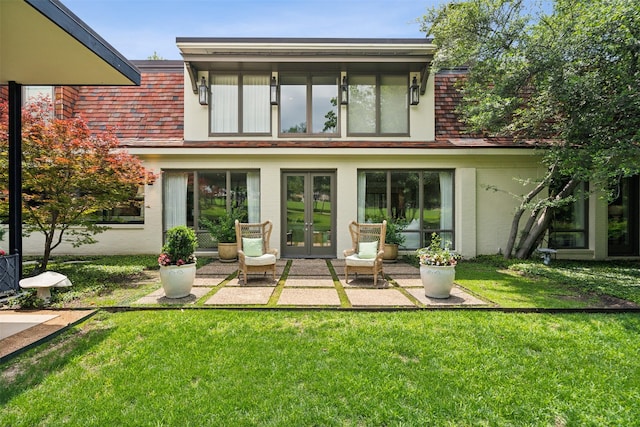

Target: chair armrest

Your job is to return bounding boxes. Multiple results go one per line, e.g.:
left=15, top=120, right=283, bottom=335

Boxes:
left=236, top=249, right=246, bottom=261
left=267, top=248, right=278, bottom=257
left=344, top=248, right=356, bottom=257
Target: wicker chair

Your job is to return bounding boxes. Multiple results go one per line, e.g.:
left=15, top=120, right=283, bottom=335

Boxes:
left=343, top=220, right=387, bottom=287
left=235, top=220, right=278, bottom=284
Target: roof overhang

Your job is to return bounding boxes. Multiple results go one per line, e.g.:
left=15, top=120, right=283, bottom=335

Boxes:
left=177, top=37, right=436, bottom=95
left=0, top=0, right=140, bottom=85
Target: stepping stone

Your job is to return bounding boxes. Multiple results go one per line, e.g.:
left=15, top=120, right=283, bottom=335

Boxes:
left=406, top=286, right=489, bottom=306
left=204, top=287, right=273, bottom=305
left=277, top=288, right=340, bottom=306
left=344, top=289, right=416, bottom=307
left=134, top=286, right=212, bottom=305
left=284, top=277, right=336, bottom=288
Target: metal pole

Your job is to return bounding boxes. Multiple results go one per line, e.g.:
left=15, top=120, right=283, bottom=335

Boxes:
left=8, top=81, right=23, bottom=279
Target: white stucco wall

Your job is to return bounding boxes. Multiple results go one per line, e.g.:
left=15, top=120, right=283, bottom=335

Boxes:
left=9, top=148, right=545, bottom=258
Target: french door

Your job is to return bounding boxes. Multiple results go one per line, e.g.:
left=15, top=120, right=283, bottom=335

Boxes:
left=281, top=171, right=336, bottom=257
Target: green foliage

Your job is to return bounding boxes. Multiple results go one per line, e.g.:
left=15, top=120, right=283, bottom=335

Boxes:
left=1, top=311, right=640, bottom=425
left=199, top=208, right=247, bottom=243
left=161, top=226, right=198, bottom=265
left=415, top=232, right=461, bottom=266
left=420, top=0, right=640, bottom=258
left=0, top=97, right=155, bottom=271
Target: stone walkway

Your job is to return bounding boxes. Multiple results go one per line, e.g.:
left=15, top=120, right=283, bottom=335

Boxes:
left=133, top=259, right=489, bottom=308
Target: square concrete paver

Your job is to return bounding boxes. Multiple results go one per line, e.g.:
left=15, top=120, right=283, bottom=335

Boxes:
left=134, top=286, right=213, bottom=305
left=288, top=259, right=331, bottom=276
left=406, top=286, right=489, bottom=306
left=345, top=288, right=416, bottom=307
left=226, top=276, right=278, bottom=287
left=285, top=277, right=336, bottom=288
left=392, top=277, right=424, bottom=288
left=194, top=277, right=224, bottom=287
left=277, top=288, right=341, bottom=306
left=205, top=287, right=273, bottom=305
left=341, top=277, right=390, bottom=289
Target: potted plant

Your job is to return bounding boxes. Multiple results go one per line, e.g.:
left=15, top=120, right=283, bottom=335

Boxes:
left=383, top=217, right=408, bottom=262
left=200, top=208, right=246, bottom=262
left=158, top=225, right=198, bottom=298
left=415, top=232, right=461, bottom=298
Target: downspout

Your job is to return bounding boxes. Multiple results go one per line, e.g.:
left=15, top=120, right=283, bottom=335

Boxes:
left=8, top=81, right=23, bottom=279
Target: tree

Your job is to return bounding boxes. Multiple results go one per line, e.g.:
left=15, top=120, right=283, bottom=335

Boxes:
left=0, top=97, right=155, bottom=271
left=147, top=51, right=165, bottom=60
left=420, top=0, right=640, bottom=258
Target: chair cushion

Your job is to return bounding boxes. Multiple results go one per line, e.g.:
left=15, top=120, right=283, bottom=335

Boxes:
left=244, top=253, right=276, bottom=266
left=242, top=237, right=263, bottom=257
left=358, top=240, right=378, bottom=259
left=345, top=254, right=375, bottom=267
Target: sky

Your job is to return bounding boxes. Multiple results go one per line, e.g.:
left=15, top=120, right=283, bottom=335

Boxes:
left=61, top=0, right=448, bottom=60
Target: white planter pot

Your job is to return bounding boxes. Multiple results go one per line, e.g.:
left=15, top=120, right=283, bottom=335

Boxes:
left=159, top=263, right=196, bottom=298
left=420, top=265, right=456, bottom=299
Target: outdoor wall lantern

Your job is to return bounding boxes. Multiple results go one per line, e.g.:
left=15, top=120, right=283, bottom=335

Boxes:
left=270, top=76, right=279, bottom=105
left=340, top=76, right=349, bottom=105
left=410, top=76, right=420, bottom=106
left=198, top=76, right=208, bottom=106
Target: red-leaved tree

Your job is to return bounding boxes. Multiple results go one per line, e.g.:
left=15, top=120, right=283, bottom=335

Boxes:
left=0, top=97, right=155, bottom=271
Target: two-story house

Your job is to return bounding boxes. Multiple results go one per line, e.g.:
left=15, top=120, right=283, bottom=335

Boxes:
left=12, top=38, right=640, bottom=260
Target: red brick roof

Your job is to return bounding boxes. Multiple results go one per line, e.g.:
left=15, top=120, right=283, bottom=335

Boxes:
left=73, top=62, right=183, bottom=140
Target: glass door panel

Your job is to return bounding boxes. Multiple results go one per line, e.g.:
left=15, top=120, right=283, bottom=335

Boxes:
left=283, top=172, right=335, bottom=257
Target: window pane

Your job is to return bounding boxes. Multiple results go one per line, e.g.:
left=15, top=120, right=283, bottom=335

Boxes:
left=390, top=171, right=418, bottom=221
left=380, top=75, right=408, bottom=134
left=198, top=172, right=227, bottom=224
left=550, top=181, right=588, bottom=248
left=363, top=171, right=387, bottom=221
left=312, top=75, right=338, bottom=134
left=211, top=75, right=238, bottom=133
left=230, top=172, right=248, bottom=213
left=348, top=75, right=376, bottom=134
left=243, top=75, right=270, bottom=133
left=280, top=75, right=307, bottom=133
left=423, top=172, right=442, bottom=230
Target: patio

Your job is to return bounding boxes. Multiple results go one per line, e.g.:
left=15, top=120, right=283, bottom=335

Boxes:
left=134, top=258, right=489, bottom=308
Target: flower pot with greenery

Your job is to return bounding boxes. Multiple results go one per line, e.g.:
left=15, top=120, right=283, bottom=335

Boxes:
left=383, top=217, right=408, bottom=262
left=200, top=208, right=246, bottom=262
left=415, top=233, right=461, bottom=298
left=158, top=225, right=198, bottom=298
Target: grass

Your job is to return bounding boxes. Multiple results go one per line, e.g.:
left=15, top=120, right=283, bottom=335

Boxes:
left=454, top=256, right=640, bottom=308
left=1, top=310, right=639, bottom=425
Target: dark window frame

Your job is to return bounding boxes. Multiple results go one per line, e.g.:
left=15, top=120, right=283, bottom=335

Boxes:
left=208, top=72, right=272, bottom=137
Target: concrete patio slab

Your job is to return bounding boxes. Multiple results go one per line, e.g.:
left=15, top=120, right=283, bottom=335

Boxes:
left=204, top=287, right=273, bottom=305
left=0, top=310, right=97, bottom=361
left=406, top=286, right=490, bottom=306
left=277, top=288, right=341, bottom=306
left=288, top=259, right=331, bottom=276
left=194, top=277, right=225, bottom=287
left=133, top=286, right=212, bottom=305
left=392, top=277, right=424, bottom=287
left=345, top=288, right=417, bottom=307
left=284, top=277, right=336, bottom=288
left=226, top=276, right=278, bottom=287
left=197, top=262, right=238, bottom=276
left=341, top=278, right=390, bottom=289
left=0, top=314, right=59, bottom=340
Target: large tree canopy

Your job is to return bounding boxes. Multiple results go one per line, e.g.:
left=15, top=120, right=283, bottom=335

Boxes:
left=0, top=98, right=155, bottom=271
left=421, top=0, right=640, bottom=258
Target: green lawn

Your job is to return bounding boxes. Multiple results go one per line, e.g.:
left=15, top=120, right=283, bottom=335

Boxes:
left=1, top=310, right=639, bottom=425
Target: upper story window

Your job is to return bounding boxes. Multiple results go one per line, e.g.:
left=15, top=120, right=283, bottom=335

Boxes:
left=210, top=74, right=271, bottom=135
left=348, top=74, right=408, bottom=136
left=280, top=74, right=339, bottom=136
